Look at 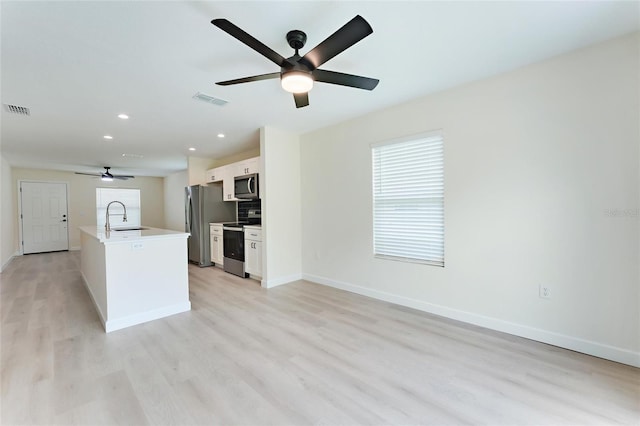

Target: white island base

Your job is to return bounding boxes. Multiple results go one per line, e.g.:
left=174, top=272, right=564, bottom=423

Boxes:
left=80, top=226, right=191, bottom=332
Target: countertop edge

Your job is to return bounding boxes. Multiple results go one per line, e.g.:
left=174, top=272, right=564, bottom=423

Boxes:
left=80, top=226, right=189, bottom=244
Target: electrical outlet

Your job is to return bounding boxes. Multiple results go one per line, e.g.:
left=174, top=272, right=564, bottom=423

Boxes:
left=131, top=242, right=144, bottom=250
left=539, top=284, right=551, bottom=299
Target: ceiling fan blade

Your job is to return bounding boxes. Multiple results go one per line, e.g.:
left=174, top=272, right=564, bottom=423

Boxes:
left=113, top=175, right=134, bottom=180
left=216, top=72, right=280, bottom=86
left=293, top=92, right=309, bottom=108
left=74, top=172, right=100, bottom=177
left=212, top=19, right=289, bottom=68
left=313, top=69, right=379, bottom=90
left=300, top=15, right=373, bottom=70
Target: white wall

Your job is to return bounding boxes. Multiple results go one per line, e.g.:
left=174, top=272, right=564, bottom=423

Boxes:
left=261, top=126, right=302, bottom=287
left=11, top=168, right=165, bottom=250
left=0, top=155, right=16, bottom=270
left=164, top=170, right=188, bottom=231
left=187, top=156, right=211, bottom=186
left=209, top=147, right=261, bottom=168
left=300, top=33, right=639, bottom=366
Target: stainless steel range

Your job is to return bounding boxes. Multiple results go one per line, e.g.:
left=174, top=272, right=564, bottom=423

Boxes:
left=223, top=208, right=260, bottom=278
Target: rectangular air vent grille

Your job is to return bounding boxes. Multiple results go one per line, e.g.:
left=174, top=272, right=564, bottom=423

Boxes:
left=4, top=104, right=31, bottom=115
left=192, top=92, right=228, bottom=107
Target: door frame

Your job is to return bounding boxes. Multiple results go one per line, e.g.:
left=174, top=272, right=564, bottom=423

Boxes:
left=18, top=180, right=70, bottom=255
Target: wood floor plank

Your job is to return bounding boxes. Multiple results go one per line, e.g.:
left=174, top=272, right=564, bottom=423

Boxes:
left=1, top=251, right=638, bottom=425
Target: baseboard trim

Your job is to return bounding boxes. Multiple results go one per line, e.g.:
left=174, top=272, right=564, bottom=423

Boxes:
left=302, top=273, right=640, bottom=368
left=0, top=252, right=17, bottom=272
left=0, top=254, right=16, bottom=273
left=104, top=302, right=191, bottom=333
left=80, top=271, right=108, bottom=328
left=262, top=273, right=303, bottom=289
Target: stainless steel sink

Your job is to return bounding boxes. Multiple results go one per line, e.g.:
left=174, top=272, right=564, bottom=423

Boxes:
left=112, top=227, right=148, bottom=231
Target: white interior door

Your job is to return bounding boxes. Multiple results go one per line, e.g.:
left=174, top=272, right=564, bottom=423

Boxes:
left=20, top=181, right=69, bottom=254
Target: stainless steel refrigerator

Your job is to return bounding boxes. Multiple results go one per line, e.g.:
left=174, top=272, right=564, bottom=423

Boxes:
left=185, top=185, right=236, bottom=267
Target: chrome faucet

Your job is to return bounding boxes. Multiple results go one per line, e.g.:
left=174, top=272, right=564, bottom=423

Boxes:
left=105, top=201, right=127, bottom=231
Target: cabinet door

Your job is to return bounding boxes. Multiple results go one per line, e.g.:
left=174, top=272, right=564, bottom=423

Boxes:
left=210, top=225, right=224, bottom=265
left=245, top=240, right=262, bottom=276
left=252, top=240, right=262, bottom=276
left=217, top=164, right=235, bottom=201
left=223, top=174, right=237, bottom=202
left=212, top=234, right=224, bottom=265
left=214, top=232, right=218, bottom=263
left=207, top=167, right=224, bottom=183
left=244, top=238, right=253, bottom=274
left=238, top=157, right=259, bottom=176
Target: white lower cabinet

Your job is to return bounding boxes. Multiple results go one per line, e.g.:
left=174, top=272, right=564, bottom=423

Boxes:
left=244, top=226, right=262, bottom=278
left=209, top=224, right=224, bottom=266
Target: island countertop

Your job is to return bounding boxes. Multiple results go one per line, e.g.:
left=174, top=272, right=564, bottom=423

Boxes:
left=80, top=225, right=189, bottom=244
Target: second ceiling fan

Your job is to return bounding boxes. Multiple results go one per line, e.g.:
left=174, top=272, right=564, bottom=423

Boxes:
left=211, top=15, right=379, bottom=108
left=75, top=167, right=134, bottom=182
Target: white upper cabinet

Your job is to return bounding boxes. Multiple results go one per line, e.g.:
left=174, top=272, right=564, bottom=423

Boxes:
left=223, top=168, right=237, bottom=202
left=205, top=166, right=225, bottom=183
left=237, top=157, right=260, bottom=176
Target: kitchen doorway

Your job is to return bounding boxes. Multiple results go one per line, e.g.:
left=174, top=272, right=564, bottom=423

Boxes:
left=19, top=181, right=69, bottom=254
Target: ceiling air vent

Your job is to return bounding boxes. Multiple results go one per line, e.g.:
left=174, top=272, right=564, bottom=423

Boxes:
left=4, top=104, right=31, bottom=116
left=192, top=92, right=228, bottom=107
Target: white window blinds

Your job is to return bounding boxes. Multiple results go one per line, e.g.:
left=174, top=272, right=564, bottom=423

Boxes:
left=96, top=188, right=141, bottom=229
left=372, top=132, right=444, bottom=266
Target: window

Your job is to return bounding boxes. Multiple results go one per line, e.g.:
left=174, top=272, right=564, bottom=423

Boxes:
left=372, top=131, right=444, bottom=266
left=96, top=188, right=141, bottom=229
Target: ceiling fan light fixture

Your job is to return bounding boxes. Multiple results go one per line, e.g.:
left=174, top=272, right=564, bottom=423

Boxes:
left=101, top=174, right=113, bottom=182
left=281, top=71, right=313, bottom=94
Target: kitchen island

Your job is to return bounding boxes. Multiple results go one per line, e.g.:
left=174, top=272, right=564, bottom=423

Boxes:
left=79, top=226, right=190, bottom=332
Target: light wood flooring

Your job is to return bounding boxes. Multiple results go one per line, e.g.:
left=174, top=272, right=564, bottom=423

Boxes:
left=1, top=251, right=638, bottom=425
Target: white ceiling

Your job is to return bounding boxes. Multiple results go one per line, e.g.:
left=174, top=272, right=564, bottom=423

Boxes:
left=1, top=1, right=638, bottom=177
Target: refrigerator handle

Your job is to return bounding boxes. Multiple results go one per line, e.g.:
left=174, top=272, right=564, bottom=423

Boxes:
left=185, top=191, right=191, bottom=233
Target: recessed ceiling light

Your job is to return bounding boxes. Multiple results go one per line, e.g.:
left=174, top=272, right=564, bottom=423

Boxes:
left=118, top=114, right=129, bottom=119
left=189, top=147, right=196, bottom=151
left=103, top=135, right=113, bottom=140
left=217, top=133, right=225, bottom=138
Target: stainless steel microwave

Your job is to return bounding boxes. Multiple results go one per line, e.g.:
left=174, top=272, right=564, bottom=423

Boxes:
left=234, top=173, right=259, bottom=199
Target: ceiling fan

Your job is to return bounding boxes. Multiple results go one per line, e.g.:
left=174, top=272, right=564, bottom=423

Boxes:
left=211, top=15, right=379, bottom=108
left=75, top=167, right=135, bottom=182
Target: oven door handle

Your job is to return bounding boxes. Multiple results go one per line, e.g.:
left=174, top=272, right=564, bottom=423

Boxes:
left=223, top=227, right=244, bottom=232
